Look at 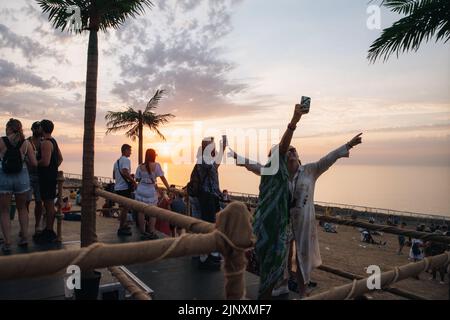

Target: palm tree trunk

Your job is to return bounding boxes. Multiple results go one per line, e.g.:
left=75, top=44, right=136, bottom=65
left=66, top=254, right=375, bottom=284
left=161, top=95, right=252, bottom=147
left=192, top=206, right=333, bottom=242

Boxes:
left=80, top=29, right=99, bottom=248
left=138, top=110, right=143, bottom=165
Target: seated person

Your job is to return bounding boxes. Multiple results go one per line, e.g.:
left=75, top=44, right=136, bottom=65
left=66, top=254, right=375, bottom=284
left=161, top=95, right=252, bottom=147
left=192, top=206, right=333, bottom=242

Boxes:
left=361, top=229, right=386, bottom=246
left=69, top=190, right=77, bottom=200
left=61, top=197, right=72, bottom=213
left=323, top=222, right=337, bottom=233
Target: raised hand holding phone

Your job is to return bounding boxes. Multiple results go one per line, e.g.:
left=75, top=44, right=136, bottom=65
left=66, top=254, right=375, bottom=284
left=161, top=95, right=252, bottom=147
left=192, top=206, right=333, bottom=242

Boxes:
left=300, top=96, right=311, bottom=114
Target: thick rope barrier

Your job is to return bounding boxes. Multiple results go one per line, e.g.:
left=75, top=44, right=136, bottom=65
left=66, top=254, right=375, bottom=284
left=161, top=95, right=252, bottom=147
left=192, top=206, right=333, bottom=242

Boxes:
left=95, top=188, right=215, bottom=235
left=306, top=252, right=450, bottom=300
left=108, top=266, right=151, bottom=301
left=0, top=201, right=254, bottom=300
left=317, top=215, right=450, bottom=244
left=317, top=265, right=429, bottom=300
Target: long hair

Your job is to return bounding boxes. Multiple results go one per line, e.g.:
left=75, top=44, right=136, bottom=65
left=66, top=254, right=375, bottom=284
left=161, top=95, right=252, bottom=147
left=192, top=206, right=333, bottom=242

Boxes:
left=6, top=118, right=25, bottom=142
left=144, top=149, right=157, bottom=173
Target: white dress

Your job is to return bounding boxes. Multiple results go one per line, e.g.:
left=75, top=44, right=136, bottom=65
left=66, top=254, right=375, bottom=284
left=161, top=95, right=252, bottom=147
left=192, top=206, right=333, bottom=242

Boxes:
left=290, top=145, right=350, bottom=284
left=135, top=163, right=164, bottom=205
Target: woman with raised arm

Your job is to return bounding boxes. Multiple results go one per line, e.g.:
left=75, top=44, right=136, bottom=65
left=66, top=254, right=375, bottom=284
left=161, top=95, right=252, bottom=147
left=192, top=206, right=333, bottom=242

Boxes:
left=231, top=104, right=307, bottom=299
left=288, top=133, right=363, bottom=297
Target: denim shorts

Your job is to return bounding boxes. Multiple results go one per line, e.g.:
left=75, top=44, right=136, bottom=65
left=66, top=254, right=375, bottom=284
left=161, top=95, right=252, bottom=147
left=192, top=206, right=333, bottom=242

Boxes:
left=27, top=173, right=42, bottom=202
left=0, top=166, right=31, bottom=195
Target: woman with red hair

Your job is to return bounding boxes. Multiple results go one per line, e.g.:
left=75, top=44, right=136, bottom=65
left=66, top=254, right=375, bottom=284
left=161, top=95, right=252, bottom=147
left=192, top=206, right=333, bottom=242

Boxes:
left=135, top=149, right=171, bottom=240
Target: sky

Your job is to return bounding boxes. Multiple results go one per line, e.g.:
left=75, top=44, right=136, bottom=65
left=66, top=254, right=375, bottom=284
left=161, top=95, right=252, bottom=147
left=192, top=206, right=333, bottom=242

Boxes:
left=0, top=0, right=449, bottom=174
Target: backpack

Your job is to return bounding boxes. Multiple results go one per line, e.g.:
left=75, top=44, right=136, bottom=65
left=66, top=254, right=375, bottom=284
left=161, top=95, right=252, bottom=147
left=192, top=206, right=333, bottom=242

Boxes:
left=411, top=240, right=421, bottom=256
left=187, top=164, right=202, bottom=197
left=1, top=137, right=24, bottom=174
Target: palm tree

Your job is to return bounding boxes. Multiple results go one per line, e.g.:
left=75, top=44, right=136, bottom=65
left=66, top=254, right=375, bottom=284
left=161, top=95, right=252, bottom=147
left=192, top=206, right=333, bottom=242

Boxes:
left=37, top=0, right=154, bottom=248
left=105, top=89, right=174, bottom=165
left=368, top=0, right=450, bottom=62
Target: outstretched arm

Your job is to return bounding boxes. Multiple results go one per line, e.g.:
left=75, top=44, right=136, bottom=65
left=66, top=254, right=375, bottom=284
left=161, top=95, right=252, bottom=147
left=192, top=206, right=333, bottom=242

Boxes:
left=314, top=133, right=363, bottom=178
left=279, top=104, right=307, bottom=155
left=229, top=149, right=263, bottom=176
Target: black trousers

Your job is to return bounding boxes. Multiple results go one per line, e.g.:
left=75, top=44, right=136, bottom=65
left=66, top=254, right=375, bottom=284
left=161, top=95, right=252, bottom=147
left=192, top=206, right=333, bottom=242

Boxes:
left=198, top=192, right=220, bottom=223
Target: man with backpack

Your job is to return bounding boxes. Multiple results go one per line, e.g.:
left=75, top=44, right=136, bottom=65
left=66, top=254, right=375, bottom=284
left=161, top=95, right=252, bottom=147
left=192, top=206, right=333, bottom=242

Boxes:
left=113, top=144, right=137, bottom=237
left=34, top=120, right=63, bottom=244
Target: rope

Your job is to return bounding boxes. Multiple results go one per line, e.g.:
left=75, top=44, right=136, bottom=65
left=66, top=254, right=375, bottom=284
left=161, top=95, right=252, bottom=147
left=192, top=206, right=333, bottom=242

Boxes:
left=344, top=279, right=358, bottom=300
left=67, top=242, right=104, bottom=271
left=307, top=252, right=450, bottom=300
left=214, top=230, right=252, bottom=252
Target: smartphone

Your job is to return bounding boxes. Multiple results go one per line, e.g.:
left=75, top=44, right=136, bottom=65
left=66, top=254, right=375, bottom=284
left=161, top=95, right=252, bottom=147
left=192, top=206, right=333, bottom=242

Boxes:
left=300, top=96, right=311, bottom=113
left=222, top=135, right=228, bottom=147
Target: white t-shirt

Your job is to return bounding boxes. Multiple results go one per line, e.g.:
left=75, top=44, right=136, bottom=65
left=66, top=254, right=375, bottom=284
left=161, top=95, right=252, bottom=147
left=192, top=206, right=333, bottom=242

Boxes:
left=113, top=156, right=131, bottom=191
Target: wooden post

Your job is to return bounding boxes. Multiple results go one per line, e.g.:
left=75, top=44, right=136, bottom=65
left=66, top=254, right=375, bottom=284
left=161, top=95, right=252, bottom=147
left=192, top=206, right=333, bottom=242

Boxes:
left=56, top=171, right=65, bottom=242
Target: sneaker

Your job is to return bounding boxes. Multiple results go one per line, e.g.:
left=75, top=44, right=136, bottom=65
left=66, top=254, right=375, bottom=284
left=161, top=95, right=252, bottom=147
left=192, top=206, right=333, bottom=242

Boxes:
left=140, top=232, right=158, bottom=241
left=308, top=281, right=317, bottom=288
left=34, top=229, right=57, bottom=244
left=272, top=285, right=290, bottom=297
left=117, top=228, right=132, bottom=237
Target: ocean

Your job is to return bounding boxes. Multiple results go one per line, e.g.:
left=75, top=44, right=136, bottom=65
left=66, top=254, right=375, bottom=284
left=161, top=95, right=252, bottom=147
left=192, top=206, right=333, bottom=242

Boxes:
left=61, top=161, right=450, bottom=217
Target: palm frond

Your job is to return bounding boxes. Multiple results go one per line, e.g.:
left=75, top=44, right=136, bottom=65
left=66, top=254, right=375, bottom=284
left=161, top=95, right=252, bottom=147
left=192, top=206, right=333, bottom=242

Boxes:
left=95, top=0, right=153, bottom=31
left=105, top=107, right=139, bottom=134
left=141, top=112, right=175, bottom=141
left=37, top=0, right=89, bottom=33
left=38, top=0, right=153, bottom=32
left=378, top=0, right=421, bottom=15
left=145, top=89, right=166, bottom=112
left=124, top=124, right=140, bottom=141
left=368, top=0, right=450, bottom=62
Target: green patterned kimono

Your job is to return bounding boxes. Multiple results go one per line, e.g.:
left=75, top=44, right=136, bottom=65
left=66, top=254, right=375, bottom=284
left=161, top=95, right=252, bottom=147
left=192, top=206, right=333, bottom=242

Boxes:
left=253, top=153, right=290, bottom=298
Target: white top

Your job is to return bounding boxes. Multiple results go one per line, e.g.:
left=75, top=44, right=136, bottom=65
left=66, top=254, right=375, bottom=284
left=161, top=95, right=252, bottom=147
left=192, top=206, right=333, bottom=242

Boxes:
left=113, top=156, right=131, bottom=191
left=289, top=144, right=350, bottom=284
left=134, top=163, right=164, bottom=205
left=409, top=239, right=424, bottom=261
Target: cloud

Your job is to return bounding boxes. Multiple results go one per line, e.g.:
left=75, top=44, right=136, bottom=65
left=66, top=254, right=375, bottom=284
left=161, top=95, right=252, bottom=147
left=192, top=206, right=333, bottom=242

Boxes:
left=0, top=59, right=52, bottom=89
left=108, top=0, right=276, bottom=119
left=0, top=23, right=67, bottom=64
left=0, top=89, right=83, bottom=122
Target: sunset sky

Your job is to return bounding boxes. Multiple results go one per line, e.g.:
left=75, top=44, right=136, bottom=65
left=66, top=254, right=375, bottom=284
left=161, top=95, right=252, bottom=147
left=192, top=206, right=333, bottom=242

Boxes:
left=1, top=0, right=449, bottom=174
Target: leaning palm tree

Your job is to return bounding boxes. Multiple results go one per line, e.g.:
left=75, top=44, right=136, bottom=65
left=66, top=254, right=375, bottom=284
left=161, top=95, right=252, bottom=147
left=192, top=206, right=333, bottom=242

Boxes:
left=368, top=0, right=450, bottom=62
left=37, top=0, right=153, bottom=248
left=105, top=89, right=174, bottom=165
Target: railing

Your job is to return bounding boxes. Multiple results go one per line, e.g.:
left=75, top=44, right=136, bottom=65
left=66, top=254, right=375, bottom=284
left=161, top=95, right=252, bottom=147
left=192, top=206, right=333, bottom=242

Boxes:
left=315, top=201, right=450, bottom=223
